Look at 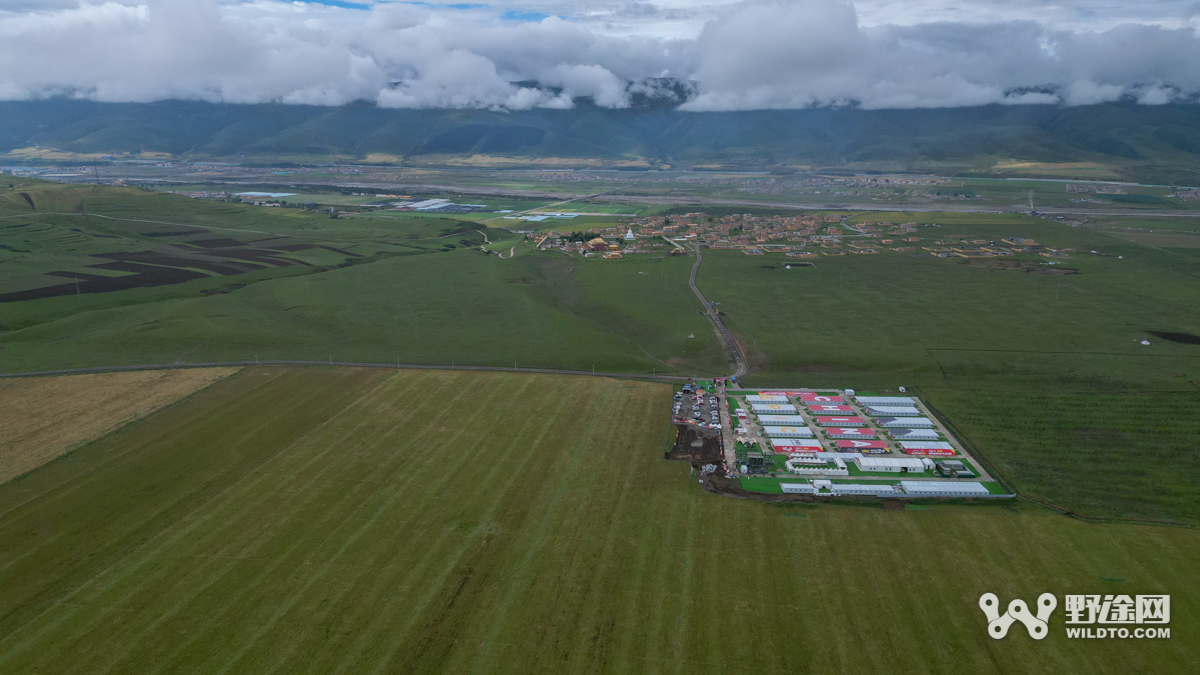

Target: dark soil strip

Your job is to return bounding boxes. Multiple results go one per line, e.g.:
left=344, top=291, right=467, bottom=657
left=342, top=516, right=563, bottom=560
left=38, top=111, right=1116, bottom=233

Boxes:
left=269, top=243, right=362, bottom=257
left=0, top=262, right=208, bottom=302
left=18, top=192, right=34, bottom=210
left=93, top=251, right=258, bottom=276
left=1148, top=330, right=1200, bottom=345
left=184, top=238, right=249, bottom=248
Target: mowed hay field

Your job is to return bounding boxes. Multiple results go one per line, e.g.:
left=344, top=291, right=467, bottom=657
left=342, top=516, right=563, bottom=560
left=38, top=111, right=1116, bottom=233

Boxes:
left=0, top=367, right=1195, bottom=673
left=0, top=367, right=238, bottom=483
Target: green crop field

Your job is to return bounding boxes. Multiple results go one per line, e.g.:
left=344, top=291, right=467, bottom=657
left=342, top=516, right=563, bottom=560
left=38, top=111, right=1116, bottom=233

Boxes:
left=0, top=367, right=1195, bottom=673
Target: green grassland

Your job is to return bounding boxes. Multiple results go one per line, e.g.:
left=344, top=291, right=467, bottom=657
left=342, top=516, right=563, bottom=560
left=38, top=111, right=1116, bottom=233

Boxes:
left=697, top=215, right=1200, bottom=523
left=0, top=181, right=726, bottom=375
left=0, top=367, right=1195, bottom=673
left=0, top=248, right=725, bottom=375
left=5, top=179, right=1200, bottom=524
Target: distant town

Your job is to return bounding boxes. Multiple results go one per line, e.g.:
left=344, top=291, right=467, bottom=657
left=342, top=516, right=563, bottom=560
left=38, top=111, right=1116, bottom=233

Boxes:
left=533, top=212, right=1075, bottom=260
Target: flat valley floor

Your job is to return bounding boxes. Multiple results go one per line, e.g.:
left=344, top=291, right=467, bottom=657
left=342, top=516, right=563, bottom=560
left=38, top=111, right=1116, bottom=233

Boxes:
left=0, top=367, right=1195, bottom=673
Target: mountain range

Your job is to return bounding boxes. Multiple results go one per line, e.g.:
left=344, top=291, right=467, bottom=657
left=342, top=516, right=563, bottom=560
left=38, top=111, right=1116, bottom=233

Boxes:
left=3, top=98, right=1200, bottom=183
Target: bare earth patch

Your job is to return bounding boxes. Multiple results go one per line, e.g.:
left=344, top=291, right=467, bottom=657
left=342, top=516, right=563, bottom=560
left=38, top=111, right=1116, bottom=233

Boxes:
left=0, top=367, right=239, bottom=483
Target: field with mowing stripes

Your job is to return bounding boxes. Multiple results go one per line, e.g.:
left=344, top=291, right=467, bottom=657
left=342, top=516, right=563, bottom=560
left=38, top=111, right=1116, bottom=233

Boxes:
left=0, top=367, right=239, bottom=483
left=0, top=367, right=1196, bottom=673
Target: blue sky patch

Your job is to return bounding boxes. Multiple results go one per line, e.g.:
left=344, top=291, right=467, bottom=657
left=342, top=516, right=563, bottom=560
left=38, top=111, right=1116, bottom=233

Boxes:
left=294, top=0, right=370, bottom=9
left=501, top=10, right=550, bottom=22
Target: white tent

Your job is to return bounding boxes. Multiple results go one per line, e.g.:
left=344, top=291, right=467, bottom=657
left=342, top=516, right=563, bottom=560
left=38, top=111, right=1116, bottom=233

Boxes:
left=757, top=415, right=807, bottom=425
left=751, top=404, right=799, bottom=414
left=856, top=396, right=915, bottom=405
left=900, top=481, right=989, bottom=497
left=854, top=457, right=927, bottom=473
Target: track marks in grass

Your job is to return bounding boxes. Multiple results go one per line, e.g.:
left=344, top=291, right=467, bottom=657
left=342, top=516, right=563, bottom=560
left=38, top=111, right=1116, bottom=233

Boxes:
left=2, top=369, right=1196, bottom=673
left=0, top=367, right=239, bottom=484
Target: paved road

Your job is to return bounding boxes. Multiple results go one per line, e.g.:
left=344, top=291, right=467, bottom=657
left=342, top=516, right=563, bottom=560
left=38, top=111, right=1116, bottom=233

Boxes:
left=0, top=359, right=690, bottom=382
left=687, top=244, right=748, bottom=379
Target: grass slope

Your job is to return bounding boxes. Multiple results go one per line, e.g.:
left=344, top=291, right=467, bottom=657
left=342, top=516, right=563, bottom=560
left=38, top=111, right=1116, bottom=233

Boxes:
left=0, top=249, right=725, bottom=375
left=0, top=182, right=726, bottom=375
left=0, top=367, right=1194, bottom=673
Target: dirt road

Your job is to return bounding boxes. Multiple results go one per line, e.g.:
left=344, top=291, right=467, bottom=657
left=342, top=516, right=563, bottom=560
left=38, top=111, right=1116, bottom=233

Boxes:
left=687, top=244, right=748, bottom=378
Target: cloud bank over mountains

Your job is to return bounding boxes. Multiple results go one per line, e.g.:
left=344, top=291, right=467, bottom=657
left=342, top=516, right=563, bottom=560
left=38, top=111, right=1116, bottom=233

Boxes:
left=0, top=0, right=1198, bottom=111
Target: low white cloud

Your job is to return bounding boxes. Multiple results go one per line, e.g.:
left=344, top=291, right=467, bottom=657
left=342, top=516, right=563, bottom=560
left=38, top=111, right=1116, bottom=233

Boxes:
left=0, top=0, right=1197, bottom=111
left=538, top=64, right=631, bottom=108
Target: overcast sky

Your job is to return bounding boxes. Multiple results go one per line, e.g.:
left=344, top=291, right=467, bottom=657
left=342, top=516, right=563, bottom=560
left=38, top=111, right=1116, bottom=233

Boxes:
left=0, top=1, right=1197, bottom=110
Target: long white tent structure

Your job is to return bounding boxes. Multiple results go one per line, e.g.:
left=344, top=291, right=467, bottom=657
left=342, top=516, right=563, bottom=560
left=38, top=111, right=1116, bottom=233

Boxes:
left=855, top=457, right=930, bottom=473
left=899, top=441, right=956, bottom=456
left=751, top=403, right=799, bottom=414
left=899, top=481, right=990, bottom=497
left=746, top=395, right=789, bottom=404
left=855, top=396, right=914, bottom=406
left=770, top=438, right=822, bottom=452
left=763, top=426, right=814, bottom=438
left=876, top=417, right=935, bottom=428
left=863, top=406, right=921, bottom=417
left=889, top=428, right=940, bottom=440
left=757, top=415, right=807, bottom=425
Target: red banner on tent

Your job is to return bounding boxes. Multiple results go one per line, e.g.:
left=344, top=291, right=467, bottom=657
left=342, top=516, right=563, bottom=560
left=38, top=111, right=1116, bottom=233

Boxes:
left=807, top=404, right=855, bottom=414
left=798, top=393, right=845, bottom=403
left=835, top=440, right=889, bottom=450
left=902, top=447, right=955, bottom=456
left=816, top=416, right=866, bottom=426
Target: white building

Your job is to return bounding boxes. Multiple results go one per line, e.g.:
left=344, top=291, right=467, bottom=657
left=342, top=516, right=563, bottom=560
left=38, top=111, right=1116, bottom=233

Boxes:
left=900, top=481, right=990, bottom=497
left=751, top=403, right=799, bottom=414
left=890, top=428, right=940, bottom=441
left=831, top=483, right=904, bottom=496
left=864, top=406, right=921, bottom=417
left=876, top=416, right=934, bottom=428
left=898, top=441, right=956, bottom=455
left=763, top=426, right=814, bottom=438
left=793, top=480, right=905, bottom=497
left=770, top=438, right=822, bottom=452
left=856, top=396, right=915, bottom=406
left=757, top=415, right=807, bottom=425
left=780, top=482, right=817, bottom=494
left=854, top=457, right=931, bottom=473
left=786, top=457, right=848, bottom=476
left=746, top=395, right=789, bottom=404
